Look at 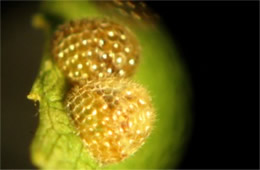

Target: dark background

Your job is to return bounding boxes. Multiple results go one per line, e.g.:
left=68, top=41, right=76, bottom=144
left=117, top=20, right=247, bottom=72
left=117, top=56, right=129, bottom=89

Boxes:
left=1, top=1, right=259, bottom=169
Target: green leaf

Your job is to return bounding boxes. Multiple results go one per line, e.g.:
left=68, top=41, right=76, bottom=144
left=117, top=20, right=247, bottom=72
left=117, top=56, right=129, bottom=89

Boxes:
left=28, top=1, right=191, bottom=169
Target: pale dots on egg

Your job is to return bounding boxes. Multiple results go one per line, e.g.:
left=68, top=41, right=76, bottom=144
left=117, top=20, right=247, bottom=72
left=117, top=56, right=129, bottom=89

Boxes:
left=116, top=57, right=122, bottom=64
left=74, top=71, right=79, bottom=77
left=104, top=142, right=110, bottom=147
left=129, top=59, right=135, bottom=65
left=129, top=104, right=134, bottom=109
left=139, top=99, right=146, bottom=105
left=146, top=111, right=151, bottom=118
left=100, top=63, right=106, bottom=67
left=98, top=73, right=104, bottom=78
left=129, top=121, right=133, bottom=128
left=113, top=43, right=119, bottom=49
left=117, top=110, right=121, bottom=115
left=103, top=104, right=108, bottom=110
left=58, top=52, right=64, bottom=58
left=112, top=115, right=117, bottom=121
left=99, top=39, right=104, bottom=46
left=108, top=130, right=113, bottom=135
left=82, top=39, right=87, bottom=45
left=145, top=126, right=150, bottom=132
left=87, top=115, right=92, bottom=120
left=120, top=34, right=126, bottom=40
left=87, top=51, right=92, bottom=56
left=77, top=64, right=83, bottom=70
left=74, top=54, right=79, bottom=59
left=107, top=68, right=112, bottom=74
left=92, top=109, right=97, bottom=116
left=108, top=31, right=114, bottom=37
left=69, top=44, right=75, bottom=51
left=92, top=64, right=97, bottom=70
left=52, top=18, right=140, bottom=83
left=86, top=105, right=92, bottom=110
left=93, top=38, right=98, bottom=43
left=82, top=73, right=88, bottom=78
left=126, top=91, right=132, bottom=95
left=68, top=72, right=73, bottom=78
left=139, top=115, right=143, bottom=121
left=94, top=47, right=99, bottom=54
left=119, top=70, right=125, bottom=76
left=65, top=77, right=155, bottom=164
left=121, top=149, right=126, bottom=154
left=109, top=52, right=115, bottom=58
left=86, top=61, right=90, bottom=66
left=124, top=47, right=130, bottom=53
left=102, top=53, right=107, bottom=59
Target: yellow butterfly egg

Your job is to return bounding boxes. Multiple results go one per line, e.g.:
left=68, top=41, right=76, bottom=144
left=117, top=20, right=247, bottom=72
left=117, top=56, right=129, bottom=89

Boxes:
left=52, top=18, right=140, bottom=84
left=65, top=77, right=155, bottom=164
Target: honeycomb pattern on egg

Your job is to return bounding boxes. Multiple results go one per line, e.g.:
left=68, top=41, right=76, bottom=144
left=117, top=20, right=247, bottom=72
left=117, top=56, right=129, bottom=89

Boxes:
left=52, top=18, right=140, bottom=83
left=65, top=77, right=155, bottom=164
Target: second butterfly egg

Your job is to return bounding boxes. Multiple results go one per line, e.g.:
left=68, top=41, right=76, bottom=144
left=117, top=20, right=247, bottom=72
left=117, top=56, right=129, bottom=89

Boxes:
left=52, top=18, right=140, bottom=83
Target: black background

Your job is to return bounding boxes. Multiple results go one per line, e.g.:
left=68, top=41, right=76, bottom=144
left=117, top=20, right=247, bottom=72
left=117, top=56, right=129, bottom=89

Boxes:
left=146, top=1, right=259, bottom=169
left=2, top=1, right=259, bottom=169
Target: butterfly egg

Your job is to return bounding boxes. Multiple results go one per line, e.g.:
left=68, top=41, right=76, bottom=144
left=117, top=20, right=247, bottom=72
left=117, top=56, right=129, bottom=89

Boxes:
left=52, top=18, right=140, bottom=83
left=94, top=1, right=160, bottom=27
left=65, top=77, right=155, bottom=164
